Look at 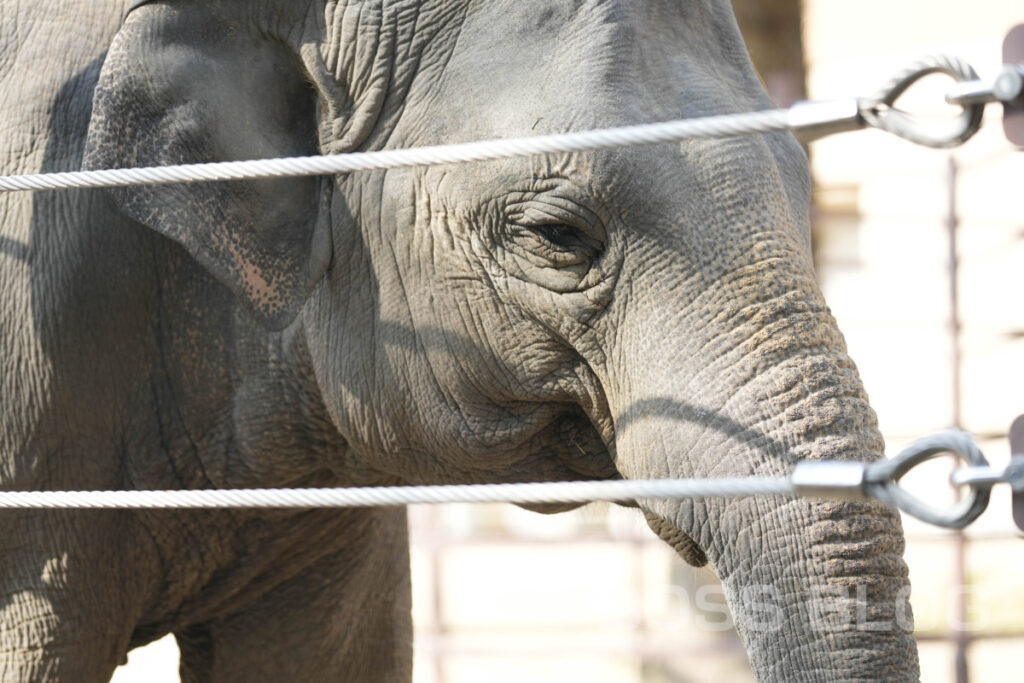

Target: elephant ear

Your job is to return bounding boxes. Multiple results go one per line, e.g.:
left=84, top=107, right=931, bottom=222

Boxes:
left=84, top=1, right=331, bottom=330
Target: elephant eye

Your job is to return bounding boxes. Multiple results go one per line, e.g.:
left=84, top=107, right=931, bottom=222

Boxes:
left=532, top=224, right=581, bottom=249
left=511, top=222, right=602, bottom=268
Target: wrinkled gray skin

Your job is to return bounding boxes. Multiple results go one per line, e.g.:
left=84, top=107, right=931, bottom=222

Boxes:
left=0, top=0, right=919, bottom=681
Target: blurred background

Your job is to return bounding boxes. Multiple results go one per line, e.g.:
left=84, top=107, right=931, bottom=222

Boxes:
left=114, top=1, right=1024, bottom=681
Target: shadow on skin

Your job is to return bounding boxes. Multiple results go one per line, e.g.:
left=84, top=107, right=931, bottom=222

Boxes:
left=0, top=237, right=29, bottom=262
left=615, top=396, right=789, bottom=467
left=371, top=320, right=785, bottom=472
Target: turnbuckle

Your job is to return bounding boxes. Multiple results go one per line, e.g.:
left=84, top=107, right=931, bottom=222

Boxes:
left=791, top=430, right=993, bottom=529
left=790, top=24, right=1024, bottom=149
left=791, top=417, right=1024, bottom=532
left=787, top=56, right=993, bottom=149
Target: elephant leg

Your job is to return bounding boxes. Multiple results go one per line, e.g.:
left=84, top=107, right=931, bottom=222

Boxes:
left=175, top=507, right=412, bottom=683
left=0, top=511, right=149, bottom=682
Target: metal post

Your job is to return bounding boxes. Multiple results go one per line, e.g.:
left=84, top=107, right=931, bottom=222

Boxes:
left=946, top=155, right=970, bottom=683
left=632, top=529, right=649, bottom=675
left=428, top=506, right=446, bottom=683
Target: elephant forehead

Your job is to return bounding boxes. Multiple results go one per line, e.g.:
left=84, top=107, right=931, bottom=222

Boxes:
left=407, top=0, right=757, bottom=141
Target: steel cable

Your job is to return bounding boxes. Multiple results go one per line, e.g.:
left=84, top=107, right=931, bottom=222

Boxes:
left=0, top=477, right=795, bottom=509
left=0, top=54, right=995, bottom=194
left=0, top=110, right=793, bottom=192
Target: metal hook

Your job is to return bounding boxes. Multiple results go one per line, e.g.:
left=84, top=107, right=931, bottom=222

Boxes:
left=862, top=430, right=991, bottom=529
left=858, top=55, right=986, bottom=149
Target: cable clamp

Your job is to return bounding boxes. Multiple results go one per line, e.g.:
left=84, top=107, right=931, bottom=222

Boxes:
left=787, top=99, right=864, bottom=141
left=790, top=460, right=870, bottom=501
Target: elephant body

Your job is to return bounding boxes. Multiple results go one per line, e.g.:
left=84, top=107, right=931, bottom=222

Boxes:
left=0, top=1, right=919, bottom=681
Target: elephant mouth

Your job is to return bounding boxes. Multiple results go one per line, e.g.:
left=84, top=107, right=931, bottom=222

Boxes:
left=504, top=405, right=620, bottom=514
left=545, top=404, right=620, bottom=481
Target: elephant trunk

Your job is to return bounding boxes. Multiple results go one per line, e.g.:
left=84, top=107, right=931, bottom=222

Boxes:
left=607, top=276, right=919, bottom=680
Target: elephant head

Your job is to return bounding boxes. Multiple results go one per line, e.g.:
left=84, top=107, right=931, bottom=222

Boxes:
left=84, top=0, right=919, bottom=679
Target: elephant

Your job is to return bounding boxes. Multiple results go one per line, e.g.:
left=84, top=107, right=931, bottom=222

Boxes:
left=0, top=0, right=920, bottom=680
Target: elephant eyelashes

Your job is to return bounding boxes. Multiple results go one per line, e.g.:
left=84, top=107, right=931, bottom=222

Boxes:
left=506, top=221, right=603, bottom=269
left=520, top=224, right=598, bottom=266
left=534, top=224, right=587, bottom=249
left=496, top=212, right=606, bottom=293
left=502, top=197, right=607, bottom=275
